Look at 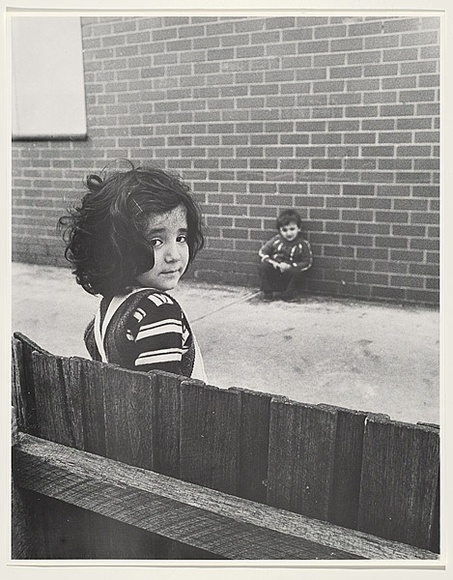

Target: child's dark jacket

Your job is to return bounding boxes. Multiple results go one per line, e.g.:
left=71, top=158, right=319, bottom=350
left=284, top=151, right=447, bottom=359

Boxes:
left=258, top=233, right=313, bottom=272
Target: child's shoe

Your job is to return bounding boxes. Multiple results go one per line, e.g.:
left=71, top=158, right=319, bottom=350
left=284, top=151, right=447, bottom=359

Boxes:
left=282, top=291, right=299, bottom=302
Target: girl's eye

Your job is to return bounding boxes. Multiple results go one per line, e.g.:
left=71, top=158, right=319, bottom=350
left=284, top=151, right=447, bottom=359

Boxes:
left=177, top=235, right=187, bottom=243
left=150, top=239, right=163, bottom=248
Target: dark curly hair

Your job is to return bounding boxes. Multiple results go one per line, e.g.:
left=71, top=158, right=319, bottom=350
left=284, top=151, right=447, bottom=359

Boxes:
left=58, top=164, right=204, bottom=297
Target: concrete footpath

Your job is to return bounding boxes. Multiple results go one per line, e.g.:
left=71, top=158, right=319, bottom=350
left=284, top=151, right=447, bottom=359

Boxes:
left=11, top=262, right=440, bottom=425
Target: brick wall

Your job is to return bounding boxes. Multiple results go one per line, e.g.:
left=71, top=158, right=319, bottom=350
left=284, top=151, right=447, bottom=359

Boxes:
left=12, top=15, right=440, bottom=305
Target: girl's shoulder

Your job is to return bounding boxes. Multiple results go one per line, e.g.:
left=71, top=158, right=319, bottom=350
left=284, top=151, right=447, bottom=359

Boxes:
left=109, top=289, right=185, bottom=342
left=123, top=288, right=181, bottom=318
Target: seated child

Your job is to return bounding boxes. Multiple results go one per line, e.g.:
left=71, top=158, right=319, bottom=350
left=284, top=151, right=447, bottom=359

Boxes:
left=258, top=209, right=313, bottom=301
left=59, top=164, right=207, bottom=382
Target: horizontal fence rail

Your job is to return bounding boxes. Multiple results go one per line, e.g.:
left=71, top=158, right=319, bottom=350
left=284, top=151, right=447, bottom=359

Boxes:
left=13, top=433, right=438, bottom=561
left=11, top=332, right=440, bottom=560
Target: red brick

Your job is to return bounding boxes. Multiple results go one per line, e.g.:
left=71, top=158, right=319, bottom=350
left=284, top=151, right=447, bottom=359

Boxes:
left=400, top=89, right=436, bottom=103
left=375, top=236, right=408, bottom=249
left=396, top=173, right=431, bottom=184
left=383, top=18, right=421, bottom=34
left=372, top=286, right=406, bottom=302
left=347, top=78, right=380, bottom=91
left=390, top=275, right=424, bottom=289
left=410, top=212, right=439, bottom=225
left=314, top=54, right=345, bottom=67
left=341, top=234, right=373, bottom=247
left=331, top=37, right=363, bottom=52
left=297, top=40, right=330, bottom=54
left=348, top=21, right=383, bottom=36
left=375, top=261, right=409, bottom=274
left=342, top=209, right=374, bottom=222
left=401, top=31, right=438, bottom=47
left=283, top=28, right=313, bottom=42
left=344, top=133, right=376, bottom=144
left=364, top=63, right=398, bottom=77
left=390, top=249, right=424, bottom=262
left=324, top=244, right=355, bottom=256
left=382, top=76, right=417, bottom=90
left=393, top=199, right=428, bottom=211
left=329, top=93, right=361, bottom=105
left=401, top=61, right=437, bottom=75
left=409, top=238, right=440, bottom=252
left=346, top=159, right=376, bottom=170
left=420, top=46, right=440, bottom=59
left=364, top=92, right=397, bottom=104
left=313, top=80, right=345, bottom=94
left=359, top=198, right=391, bottom=209
left=345, top=106, right=379, bottom=118
left=361, top=172, right=394, bottom=183
left=357, top=247, right=389, bottom=260
left=314, top=24, right=346, bottom=39
left=362, top=146, right=395, bottom=157
left=357, top=272, right=389, bottom=285
left=406, top=289, right=439, bottom=304
left=383, top=47, right=418, bottom=62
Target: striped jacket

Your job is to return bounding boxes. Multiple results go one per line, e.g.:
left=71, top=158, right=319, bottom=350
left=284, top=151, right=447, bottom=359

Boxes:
left=258, top=233, right=313, bottom=272
left=84, top=288, right=206, bottom=381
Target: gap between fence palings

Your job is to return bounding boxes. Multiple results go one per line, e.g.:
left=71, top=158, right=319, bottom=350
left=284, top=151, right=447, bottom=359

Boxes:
left=12, top=433, right=439, bottom=562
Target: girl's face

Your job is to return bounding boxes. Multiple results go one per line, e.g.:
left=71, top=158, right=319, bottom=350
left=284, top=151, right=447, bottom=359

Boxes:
left=135, top=205, right=189, bottom=292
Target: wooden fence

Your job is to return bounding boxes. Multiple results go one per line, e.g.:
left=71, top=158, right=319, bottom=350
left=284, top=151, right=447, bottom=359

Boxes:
left=11, top=332, right=440, bottom=560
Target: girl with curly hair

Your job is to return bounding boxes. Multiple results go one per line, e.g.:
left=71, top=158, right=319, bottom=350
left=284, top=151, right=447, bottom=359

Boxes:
left=59, top=163, right=207, bottom=381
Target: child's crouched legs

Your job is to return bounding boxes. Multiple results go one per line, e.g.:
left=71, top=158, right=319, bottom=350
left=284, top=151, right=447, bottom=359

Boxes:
left=258, top=261, right=281, bottom=296
left=281, top=269, right=306, bottom=301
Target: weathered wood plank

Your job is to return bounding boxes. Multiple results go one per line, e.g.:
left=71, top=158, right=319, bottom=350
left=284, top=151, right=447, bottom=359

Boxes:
left=27, top=351, right=96, bottom=557
left=11, top=485, right=45, bottom=559
left=31, top=352, right=84, bottom=447
left=267, top=397, right=337, bottom=520
left=13, top=433, right=439, bottom=560
left=12, top=333, right=51, bottom=435
left=150, top=371, right=184, bottom=478
left=155, top=375, right=224, bottom=559
left=100, top=365, right=166, bottom=558
left=317, top=405, right=390, bottom=530
left=180, top=382, right=241, bottom=494
left=318, top=404, right=367, bottom=529
left=71, top=357, right=107, bottom=456
left=230, top=387, right=271, bottom=503
left=101, top=366, right=155, bottom=470
left=430, top=476, right=440, bottom=554
left=357, top=416, right=440, bottom=551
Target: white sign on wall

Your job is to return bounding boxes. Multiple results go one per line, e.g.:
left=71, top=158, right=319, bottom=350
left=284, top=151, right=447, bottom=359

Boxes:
left=11, top=16, right=87, bottom=140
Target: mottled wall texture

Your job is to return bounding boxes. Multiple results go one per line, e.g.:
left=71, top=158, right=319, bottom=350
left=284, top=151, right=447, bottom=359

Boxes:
left=12, top=15, right=440, bottom=305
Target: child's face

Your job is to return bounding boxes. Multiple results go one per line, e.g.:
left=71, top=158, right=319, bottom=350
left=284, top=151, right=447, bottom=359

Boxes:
left=279, top=221, right=301, bottom=242
left=135, top=205, right=189, bottom=292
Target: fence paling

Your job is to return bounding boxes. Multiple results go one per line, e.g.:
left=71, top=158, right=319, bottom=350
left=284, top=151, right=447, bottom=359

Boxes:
left=358, top=416, right=440, bottom=551
left=14, top=433, right=439, bottom=560
left=266, top=397, right=337, bottom=520
left=321, top=405, right=368, bottom=529
left=233, top=387, right=271, bottom=503
left=11, top=332, right=441, bottom=557
left=180, top=382, right=241, bottom=494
